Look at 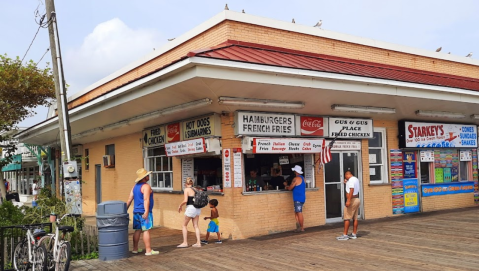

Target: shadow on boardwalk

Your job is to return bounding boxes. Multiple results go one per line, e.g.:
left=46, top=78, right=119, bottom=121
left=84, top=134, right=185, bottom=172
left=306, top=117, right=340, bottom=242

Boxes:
left=73, top=207, right=479, bottom=271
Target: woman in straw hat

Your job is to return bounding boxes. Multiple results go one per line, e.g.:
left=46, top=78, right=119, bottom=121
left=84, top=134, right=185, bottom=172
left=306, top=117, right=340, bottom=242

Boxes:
left=177, top=177, right=202, bottom=248
left=126, top=168, right=159, bottom=255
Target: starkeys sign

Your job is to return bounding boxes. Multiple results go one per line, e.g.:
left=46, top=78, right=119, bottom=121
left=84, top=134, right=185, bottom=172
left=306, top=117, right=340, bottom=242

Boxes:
left=399, top=121, right=477, bottom=148
left=252, top=138, right=323, bottom=154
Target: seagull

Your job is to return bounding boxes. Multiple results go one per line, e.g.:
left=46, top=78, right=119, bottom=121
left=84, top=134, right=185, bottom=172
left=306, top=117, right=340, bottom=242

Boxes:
left=168, top=38, right=175, bottom=41
left=314, top=20, right=322, bottom=28
left=224, top=4, right=229, bottom=10
left=466, top=52, right=473, bottom=57
left=242, top=9, right=245, bottom=13
left=435, top=47, right=442, bottom=52
left=448, top=52, right=451, bottom=54
left=292, top=18, right=295, bottom=23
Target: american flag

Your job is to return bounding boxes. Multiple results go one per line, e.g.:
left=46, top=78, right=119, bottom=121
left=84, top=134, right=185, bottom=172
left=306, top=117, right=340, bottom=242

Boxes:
left=320, top=138, right=332, bottom=165
left=316, top=128, right=344, bottom=171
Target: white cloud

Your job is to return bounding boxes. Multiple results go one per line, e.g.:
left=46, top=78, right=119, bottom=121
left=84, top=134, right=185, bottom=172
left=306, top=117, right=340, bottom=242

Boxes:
left=64, top=18, right=164, bottom=95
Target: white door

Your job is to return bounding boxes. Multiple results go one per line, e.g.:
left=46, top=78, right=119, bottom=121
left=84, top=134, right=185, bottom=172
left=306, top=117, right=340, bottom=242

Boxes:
left=324, top=151, right=362, bottom=223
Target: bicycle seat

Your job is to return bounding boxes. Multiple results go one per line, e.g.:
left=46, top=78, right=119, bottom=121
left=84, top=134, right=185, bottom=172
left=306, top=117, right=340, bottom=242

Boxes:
left=33, top=230, right=47, bottom=239
left=59, top=226, right=74, bottom=233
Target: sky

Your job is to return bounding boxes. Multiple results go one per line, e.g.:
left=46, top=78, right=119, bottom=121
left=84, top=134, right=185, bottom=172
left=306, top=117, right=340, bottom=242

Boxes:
left=1, top=0, right=478, bottom=127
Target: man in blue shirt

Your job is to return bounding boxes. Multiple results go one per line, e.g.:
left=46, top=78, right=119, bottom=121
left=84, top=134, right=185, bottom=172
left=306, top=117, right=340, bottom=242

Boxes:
left=126, top=168, right=159, bottom=256
left=284, top=165, right=306, bottom=232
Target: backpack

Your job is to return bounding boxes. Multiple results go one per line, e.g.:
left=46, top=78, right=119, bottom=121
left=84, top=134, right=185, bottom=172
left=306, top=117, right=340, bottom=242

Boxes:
left=192, top=188, right=209, bottom=208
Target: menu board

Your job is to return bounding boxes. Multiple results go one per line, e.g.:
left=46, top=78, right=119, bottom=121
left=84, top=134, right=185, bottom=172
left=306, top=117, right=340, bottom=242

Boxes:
left=390, top=150, right=404, bottom=215
left=233, top=152, right=243, bottom=188
left=181, top=158, right=194, bottom=188
left=303, top=154, right=314, bottom=188
left=223, top=149, right=232, bottom=188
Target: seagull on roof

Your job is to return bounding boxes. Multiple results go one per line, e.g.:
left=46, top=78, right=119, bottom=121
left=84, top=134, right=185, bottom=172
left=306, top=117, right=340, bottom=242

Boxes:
left=314, top=20, right=322, bottom=28
left=292, top=18, right=295, bottom=23
left=168, top=38, right=175, bottom=41
left=466, top=52, right=473, bottom=57
left=435, top=47, right=442, bottom=52
left=225, top=4, right=229, bottom=10
left=242, top=9, right=245, bottom=13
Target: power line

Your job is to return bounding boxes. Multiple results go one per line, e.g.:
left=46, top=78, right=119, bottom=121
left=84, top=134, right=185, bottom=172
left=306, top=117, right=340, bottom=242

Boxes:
left=20, top=23, right=42, bottom=64
left=36, top=48, right=50, bottom=66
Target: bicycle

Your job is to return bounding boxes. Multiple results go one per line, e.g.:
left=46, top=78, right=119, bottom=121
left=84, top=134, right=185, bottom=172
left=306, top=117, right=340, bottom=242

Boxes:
left=38, top=214, right=79, bottom=271
left=13, top=224, right=48, bottom=271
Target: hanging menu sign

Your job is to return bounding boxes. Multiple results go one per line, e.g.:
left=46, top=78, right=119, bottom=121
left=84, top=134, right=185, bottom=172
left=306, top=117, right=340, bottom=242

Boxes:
left=235, top=112, right=295, bottom=136
left=328, top=118, right=373, bottom=139
left=223, top=149, right=232, bottom=188
left=460, top=150, right=472, bottom=161
left=399, top=121, right=477, bottom=148
left=142, top=126, right=166, bottom=147
left=326, top=140, right=361, bottom=151
left=252, top=138, right=323, bottom=154
left=420, top=150, right=434, bottom=162
left=165, top=138, right=206, bottom=157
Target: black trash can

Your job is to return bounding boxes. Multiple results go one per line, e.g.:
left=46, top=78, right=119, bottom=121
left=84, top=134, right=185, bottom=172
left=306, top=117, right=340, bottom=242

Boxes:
left=96, top=201, right=129, bottom=261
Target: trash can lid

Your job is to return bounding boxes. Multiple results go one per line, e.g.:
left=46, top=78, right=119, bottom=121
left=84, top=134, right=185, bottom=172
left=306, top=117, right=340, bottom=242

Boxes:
left=96, top=201, right=127, bottom=216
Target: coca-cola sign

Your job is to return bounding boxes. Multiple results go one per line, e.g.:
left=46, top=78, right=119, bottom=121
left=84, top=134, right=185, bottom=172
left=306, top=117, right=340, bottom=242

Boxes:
left=300, top=116, right=325, bottom=136
left=295, top=116, right=329, bottom=137
left=166, top=123, right=180, bottom=143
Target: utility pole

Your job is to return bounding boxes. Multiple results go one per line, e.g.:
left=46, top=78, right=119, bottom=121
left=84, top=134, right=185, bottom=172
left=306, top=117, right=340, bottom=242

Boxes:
left=45, top=0, right=72, bottom=197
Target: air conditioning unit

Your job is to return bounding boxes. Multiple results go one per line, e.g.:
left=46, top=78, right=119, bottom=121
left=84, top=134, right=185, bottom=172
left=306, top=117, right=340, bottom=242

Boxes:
left=72, top=145, right=83, bottom=157
left=102, top=155, right=115, bottom=168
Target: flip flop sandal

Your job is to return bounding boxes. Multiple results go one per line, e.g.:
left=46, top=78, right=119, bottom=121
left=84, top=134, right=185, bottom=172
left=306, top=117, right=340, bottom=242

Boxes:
left=145, top=250, right=159, bottom=256
left=192, top=244, right=202, bottom=248
left=177, top=244, right=188, bottom=248
left=132, top=249, right=144, bottom=254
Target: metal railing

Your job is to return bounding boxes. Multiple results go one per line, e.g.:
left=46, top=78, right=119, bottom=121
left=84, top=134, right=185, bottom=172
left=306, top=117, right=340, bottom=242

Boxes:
left=0, top=223, right=52, bottom=271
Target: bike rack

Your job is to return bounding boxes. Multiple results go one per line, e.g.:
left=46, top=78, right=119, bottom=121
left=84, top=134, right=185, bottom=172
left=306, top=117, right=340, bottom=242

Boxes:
left=0, top=223, right=52, bottom=271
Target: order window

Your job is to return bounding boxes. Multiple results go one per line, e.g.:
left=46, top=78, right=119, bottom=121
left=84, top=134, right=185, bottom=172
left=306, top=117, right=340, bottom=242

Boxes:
left=145, top=147, right=173, bottom=190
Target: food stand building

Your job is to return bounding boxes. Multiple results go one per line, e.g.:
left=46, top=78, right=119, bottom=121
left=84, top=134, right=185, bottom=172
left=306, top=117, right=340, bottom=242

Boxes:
left=16, top=10, right=479, bottom=239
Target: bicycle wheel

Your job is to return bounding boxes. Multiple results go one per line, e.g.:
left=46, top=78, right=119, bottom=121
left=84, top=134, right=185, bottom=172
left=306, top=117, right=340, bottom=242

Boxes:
left=38, top=235, right=55, bottom=271
left=55, top=242, right=71, bottom=271
left=32, top=244, right=47, bottom=271
left=13, top=241, right=29, bottom=271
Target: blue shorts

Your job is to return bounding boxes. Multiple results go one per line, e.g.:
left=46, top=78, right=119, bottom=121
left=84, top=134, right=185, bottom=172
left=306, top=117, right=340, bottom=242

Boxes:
left=207, top=219, right=219, bottom=233
left=294, top=201, right=304, bottom=213
left=133, top=213, right=153, bottom=231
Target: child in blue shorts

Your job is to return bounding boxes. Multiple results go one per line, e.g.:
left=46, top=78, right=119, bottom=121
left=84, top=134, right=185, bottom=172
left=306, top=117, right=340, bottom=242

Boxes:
left=201, top=199, right=222, bottom=244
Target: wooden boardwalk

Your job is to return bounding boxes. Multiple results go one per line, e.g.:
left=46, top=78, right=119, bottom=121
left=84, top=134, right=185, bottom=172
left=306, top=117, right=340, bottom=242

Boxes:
left=72, top=208, right=479, bottom=270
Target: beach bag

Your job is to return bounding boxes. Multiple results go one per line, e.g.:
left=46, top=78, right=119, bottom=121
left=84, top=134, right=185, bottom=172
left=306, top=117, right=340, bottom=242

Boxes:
left=192, top=188, right=209, bottom=208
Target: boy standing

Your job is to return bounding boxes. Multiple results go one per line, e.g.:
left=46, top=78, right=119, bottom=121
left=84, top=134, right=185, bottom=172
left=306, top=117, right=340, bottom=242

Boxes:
left=201, top=199, right=222, bottom=244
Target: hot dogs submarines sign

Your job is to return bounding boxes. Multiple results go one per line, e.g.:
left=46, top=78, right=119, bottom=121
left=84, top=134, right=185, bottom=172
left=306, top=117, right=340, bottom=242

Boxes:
left=399, top=121, right=477, bottom=148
